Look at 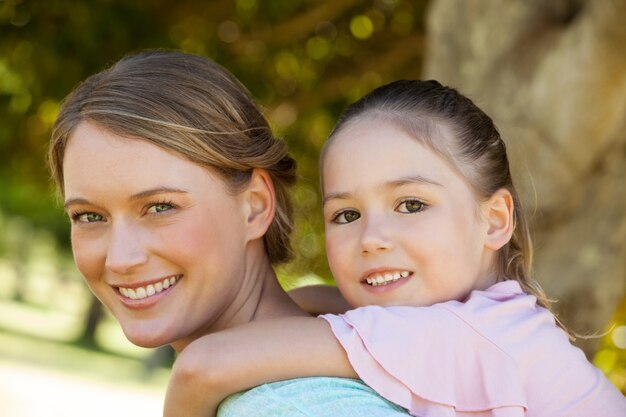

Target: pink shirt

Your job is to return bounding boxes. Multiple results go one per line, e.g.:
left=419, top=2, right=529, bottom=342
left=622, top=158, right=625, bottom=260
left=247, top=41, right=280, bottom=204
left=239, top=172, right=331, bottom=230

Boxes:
left=321, top=281, right=626, bottom=417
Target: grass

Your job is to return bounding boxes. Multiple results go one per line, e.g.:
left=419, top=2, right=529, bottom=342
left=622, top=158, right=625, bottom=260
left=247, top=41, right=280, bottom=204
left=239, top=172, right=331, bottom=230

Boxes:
left=0, top=298, right=170, bottom=388
left=0, top=296, right=170, bottom=417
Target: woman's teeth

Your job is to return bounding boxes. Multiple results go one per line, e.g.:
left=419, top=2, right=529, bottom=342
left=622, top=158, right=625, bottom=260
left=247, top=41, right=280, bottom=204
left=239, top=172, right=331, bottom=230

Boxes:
left=365, top=271, right=410, bottom=286
left=119, top=275, right=180, bottom=300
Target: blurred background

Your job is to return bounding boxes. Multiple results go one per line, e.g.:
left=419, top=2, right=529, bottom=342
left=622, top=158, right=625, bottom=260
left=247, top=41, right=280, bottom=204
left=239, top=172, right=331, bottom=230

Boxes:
left=1, top=0, right=625, bottom=415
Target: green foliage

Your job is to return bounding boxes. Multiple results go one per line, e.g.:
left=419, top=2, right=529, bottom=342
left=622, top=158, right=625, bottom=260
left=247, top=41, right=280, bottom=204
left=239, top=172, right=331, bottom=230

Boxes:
left=594, top=299, right=626, bottom=393
left=1, top=0, right=428, bottom=280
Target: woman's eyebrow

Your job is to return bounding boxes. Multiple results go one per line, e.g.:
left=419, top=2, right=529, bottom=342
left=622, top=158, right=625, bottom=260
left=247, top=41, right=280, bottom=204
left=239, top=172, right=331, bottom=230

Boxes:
left=63, top=197, right=90, bottom=209
left=128, top=187, right=188, bottom=201
left=64, top=187, right=188, bottom=209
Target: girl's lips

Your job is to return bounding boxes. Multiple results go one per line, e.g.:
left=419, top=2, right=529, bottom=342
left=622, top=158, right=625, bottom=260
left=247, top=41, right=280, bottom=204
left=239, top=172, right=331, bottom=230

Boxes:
left=117, top=274, right=182, bottom=301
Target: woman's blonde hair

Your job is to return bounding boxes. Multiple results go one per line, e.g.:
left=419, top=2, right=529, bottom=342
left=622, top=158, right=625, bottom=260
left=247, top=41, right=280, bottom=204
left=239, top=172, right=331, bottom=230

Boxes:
left=49, top=50, right=297, bottom=264
left=324, top=80, right=568, bottom=333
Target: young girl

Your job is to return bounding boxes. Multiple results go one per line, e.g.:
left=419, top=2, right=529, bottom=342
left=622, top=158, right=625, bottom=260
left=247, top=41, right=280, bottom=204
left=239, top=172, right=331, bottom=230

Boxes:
left=164, top=80, right=626, bottom=417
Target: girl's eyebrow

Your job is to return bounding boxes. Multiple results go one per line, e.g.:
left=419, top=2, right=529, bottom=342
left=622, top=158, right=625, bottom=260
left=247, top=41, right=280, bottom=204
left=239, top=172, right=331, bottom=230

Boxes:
left=64, top=187, right=188, bottom=209
left=323, top=191, right=351, bottom=205
left=384, top=175, right=443, bottom=189
left=323, top=175, right=442, bottom=206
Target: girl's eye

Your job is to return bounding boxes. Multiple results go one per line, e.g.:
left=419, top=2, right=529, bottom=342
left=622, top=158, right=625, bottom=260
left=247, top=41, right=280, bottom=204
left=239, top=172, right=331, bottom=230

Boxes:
left=397, top=199, right=425, bottom=214
left=146, top=202, right=174, bottom=214
left=332, top=210, right=361, bottom=224
left=73, top=212, right=104, bottom=223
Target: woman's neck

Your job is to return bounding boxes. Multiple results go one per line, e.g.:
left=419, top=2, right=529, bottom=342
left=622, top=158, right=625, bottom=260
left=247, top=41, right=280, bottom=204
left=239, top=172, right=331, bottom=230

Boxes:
left=232, top=246, right=308, bottom=324
left=171, top=244, right=306, bottom=352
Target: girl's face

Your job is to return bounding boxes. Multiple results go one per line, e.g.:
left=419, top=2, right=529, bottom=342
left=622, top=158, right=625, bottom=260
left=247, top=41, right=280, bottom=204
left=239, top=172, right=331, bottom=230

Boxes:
left=63, top=122, right=254, bottom=351
left=322, top=119, right=498, bottom=308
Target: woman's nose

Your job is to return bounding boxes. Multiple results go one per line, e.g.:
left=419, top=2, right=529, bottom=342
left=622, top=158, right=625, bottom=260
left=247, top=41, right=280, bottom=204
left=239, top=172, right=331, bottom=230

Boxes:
left=359, top=216, right=394, bottom=255
left=105, top=222, right=148, bottom=274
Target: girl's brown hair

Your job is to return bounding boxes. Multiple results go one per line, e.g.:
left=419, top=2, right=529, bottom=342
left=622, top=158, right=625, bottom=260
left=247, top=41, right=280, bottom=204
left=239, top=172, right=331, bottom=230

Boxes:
left=49, top=50, right=297, bottom=264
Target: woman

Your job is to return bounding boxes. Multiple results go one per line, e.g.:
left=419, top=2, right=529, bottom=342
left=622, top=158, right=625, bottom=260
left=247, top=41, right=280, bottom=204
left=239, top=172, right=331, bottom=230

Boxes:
left=48, top=50, right=410, bottom=416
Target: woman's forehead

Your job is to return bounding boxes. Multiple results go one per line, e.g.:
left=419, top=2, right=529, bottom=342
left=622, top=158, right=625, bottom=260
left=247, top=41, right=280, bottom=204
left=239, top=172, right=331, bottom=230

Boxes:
left=63, top=122, right=217, bottom=199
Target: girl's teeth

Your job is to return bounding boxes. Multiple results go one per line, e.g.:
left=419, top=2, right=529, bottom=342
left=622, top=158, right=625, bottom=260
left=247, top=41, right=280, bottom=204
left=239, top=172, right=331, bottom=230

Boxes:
left=365, top=271, right=411, bottom=286
left=119, top=275, right=180, bottom=300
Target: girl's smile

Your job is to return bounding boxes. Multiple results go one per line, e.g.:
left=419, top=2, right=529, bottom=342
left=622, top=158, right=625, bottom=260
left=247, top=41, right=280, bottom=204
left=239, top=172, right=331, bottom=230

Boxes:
left=362, top=269, right=412, bottom=287
left=322, top=118, right=499, bottom=309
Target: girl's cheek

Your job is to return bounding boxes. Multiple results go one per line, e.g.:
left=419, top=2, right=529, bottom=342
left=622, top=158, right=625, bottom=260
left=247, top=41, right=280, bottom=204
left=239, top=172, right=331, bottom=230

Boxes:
left=325, top=235, right=347, bottom=273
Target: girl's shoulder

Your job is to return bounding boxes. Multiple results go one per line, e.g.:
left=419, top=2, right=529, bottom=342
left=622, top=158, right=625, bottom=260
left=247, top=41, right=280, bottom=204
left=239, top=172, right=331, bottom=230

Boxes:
left=320, top=284, right=535, bottom=415
left=333, top=279, right=548, bottom=333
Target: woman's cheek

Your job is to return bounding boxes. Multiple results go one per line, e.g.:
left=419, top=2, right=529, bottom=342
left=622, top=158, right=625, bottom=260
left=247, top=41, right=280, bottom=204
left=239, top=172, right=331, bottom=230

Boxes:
left=71, top=231, right=107, bottom=281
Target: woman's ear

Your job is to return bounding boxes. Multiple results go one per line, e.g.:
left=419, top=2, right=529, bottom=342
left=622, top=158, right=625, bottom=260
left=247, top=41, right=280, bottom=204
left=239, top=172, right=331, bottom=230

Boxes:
left=483, top=188, right=514, bottom=251
left=243, top=169, right=276, bottom=241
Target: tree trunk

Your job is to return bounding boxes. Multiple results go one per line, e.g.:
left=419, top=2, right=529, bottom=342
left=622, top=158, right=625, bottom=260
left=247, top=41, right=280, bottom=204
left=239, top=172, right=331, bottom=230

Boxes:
left=424, top=0, right=626, bottom=356
left=75, top=295, right=104, bottom=349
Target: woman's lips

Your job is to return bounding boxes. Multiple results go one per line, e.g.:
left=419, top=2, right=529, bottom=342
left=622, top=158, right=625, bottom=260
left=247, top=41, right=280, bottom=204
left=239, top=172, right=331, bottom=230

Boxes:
left=118, top=274, right=182, bottom=300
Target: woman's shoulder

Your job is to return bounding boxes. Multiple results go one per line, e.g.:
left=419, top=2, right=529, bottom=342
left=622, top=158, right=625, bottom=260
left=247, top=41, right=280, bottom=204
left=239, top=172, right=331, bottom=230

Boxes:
left=217, top=377, right=409, bottom=417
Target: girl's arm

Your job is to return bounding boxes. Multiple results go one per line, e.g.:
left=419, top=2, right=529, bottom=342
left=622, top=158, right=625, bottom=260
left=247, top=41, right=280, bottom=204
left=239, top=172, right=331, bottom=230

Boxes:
left=163, top=316, right=356, bottom=417
left=288, top=284, right=352, bottom=315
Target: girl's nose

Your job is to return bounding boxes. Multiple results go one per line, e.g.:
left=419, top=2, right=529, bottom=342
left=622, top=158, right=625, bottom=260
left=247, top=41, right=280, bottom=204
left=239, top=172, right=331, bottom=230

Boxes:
left=105, top=222, right=148, bottom=274
left=359, top=216, right=394, bottom=255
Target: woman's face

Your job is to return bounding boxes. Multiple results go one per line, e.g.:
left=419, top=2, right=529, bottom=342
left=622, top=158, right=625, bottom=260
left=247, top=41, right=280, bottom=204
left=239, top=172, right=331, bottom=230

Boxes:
left=63, top=122, right=253, bottom=350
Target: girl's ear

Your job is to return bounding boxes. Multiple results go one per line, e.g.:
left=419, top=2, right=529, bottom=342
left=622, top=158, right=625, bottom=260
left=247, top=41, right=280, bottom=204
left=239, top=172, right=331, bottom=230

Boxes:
left=242, top=169, right=276, bottom=241
left=483, top=188, right=514, bottom=251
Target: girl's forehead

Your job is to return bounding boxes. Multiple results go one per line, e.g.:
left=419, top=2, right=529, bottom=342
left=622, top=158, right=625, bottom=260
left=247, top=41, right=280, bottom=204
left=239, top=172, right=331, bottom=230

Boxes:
left=324, top=122, right=444, bottom=177
left=320, top=118, right=478, bottom=200
left=324, top=118, right=437, bottom=161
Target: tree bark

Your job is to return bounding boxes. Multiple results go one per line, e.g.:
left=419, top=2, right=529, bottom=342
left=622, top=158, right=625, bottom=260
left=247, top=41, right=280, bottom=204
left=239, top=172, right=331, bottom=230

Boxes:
left=424, top=0, right=626, bottom=356
left=75, top=295, right=104, bottom=349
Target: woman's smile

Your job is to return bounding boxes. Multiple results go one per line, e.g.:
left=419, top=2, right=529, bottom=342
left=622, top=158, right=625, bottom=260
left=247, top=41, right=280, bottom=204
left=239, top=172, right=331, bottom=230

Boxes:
left=115, top=274, right=183, bottom=310
left=63, top=122, right=253, bottom=348
left=117, top=274, right=181, bottom=300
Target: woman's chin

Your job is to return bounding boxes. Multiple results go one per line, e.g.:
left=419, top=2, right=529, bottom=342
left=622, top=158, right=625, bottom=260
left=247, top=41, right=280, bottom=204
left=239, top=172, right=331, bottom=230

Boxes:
left=119, top=323, right=176, bottom=348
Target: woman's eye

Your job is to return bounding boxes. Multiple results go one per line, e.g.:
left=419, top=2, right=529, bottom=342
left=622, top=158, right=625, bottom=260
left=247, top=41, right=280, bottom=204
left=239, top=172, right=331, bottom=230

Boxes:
left=397, top=199, right=425, bottom=214
left=73, top=212, right=104, bottom=223
left=333, top=210, right=361, bottom=224
left=146, top=203, right=174, bottom=214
